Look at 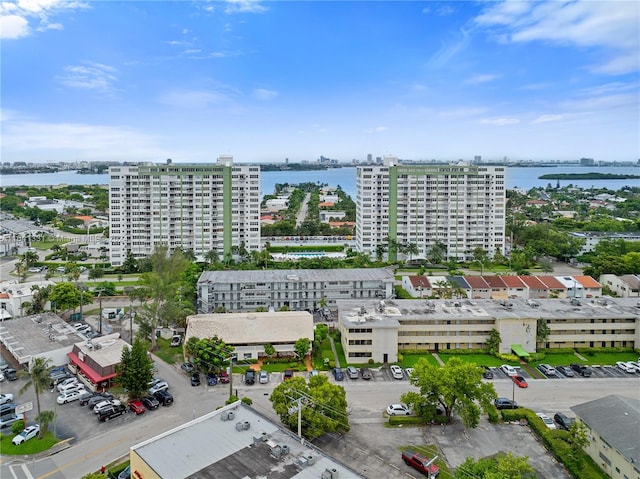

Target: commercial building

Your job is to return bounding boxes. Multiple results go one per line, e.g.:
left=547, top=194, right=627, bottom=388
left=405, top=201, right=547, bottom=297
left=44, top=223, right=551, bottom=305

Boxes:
left=185, top=311, right=314, bottom=361
left=336, top=297, right=640, bottom=364
left=356, top=158, right=506, bottom=261
left=197, top=268, right=395, bottom=313
left=0, top=280, right=55, bottom=319
left=571, top=395, right=640, bottom=479
left=128, top=401, right=363, bottom=479
left=66, top=333, right=128, bottom=391
left=108, top=157, right=260, bottom=266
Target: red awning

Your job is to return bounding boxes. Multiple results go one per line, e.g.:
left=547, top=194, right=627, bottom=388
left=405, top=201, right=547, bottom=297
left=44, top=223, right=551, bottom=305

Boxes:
left=67, top=352, right=117, bottom=384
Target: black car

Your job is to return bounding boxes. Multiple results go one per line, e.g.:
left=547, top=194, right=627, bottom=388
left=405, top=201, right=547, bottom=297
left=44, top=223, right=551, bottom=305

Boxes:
left=332, top=368, right=344, bottom=381
left=244, top=370, right=256, bottom=385
left=78, top=391, right=97, bottom=406
left=494, top=398, right=518, bottom=409
left=206, top=372, right=218, bottom=386
left=141, top=395, right=160, bottom=410
left=570, top=363, right=592, bottom=377
left=87, top=393, right=115, bottom=408
left=98, top=404, right=127, bottom=422
left=360, top=367, right=372, bottom=380
left=554, top=412, right=575, bottom=431
left=190, top=372, right=201, bottom=386
left=482, top=366, right=494, bottom=379
left=154, top=389, right=173, bottom=406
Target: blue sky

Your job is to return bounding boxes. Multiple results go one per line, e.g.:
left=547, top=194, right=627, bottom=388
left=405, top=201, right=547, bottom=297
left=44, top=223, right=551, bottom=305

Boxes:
left=1, top=0, right=639, bottom=164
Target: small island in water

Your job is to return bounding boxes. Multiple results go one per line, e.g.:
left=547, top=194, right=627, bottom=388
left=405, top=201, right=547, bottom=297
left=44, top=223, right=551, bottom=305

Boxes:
left=538, top=172, right=640, bottom=180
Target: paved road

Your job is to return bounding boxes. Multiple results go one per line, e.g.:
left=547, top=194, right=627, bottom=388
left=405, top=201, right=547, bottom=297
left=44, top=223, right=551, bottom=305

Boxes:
left=3, top=364, right=637, bottom=479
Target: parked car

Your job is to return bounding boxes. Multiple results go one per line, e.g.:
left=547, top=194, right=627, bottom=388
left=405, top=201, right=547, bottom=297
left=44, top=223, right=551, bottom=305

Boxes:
left=56, top=377, right=79, bottom=392
left=12, top=424, right=40, bottom=445
left=346, top=366, right=359, bottom=379
left=118, top=465, right=131, bottom=479
left=170, top=335, right=182, bottom=347
left=181, top=362, right=194, bottom=373
left=49, top=372, right=72, bottom=387
left=482, top=366, right=494, bottom=379
left=148, top=381, right=169, bottom=395
left=93, top=400, right=122, bottom=414
left=244, top=370, right=256, bottom=385
left=390, top=365, right=404, bottom=379
left=494, top=398, right=518, bottom=409
left=191, top=372, right=201, bottom=386
left=557, top=366, right=575, bottom=377
left=500, top=364, right=518, bottom=376
left=386, top=403, right=411, bottom=416
left=218, top=371, right=230, bottom=383
left=616, top=361, right=636, bottom=373
left=154, top=389, right=174, bottom=406
left=404, top=368, right=415, bottom=382
left=259, top=371, right=269, bottom=384
left=0, top=393, right=13, bottom=405
left=538, top=364, right=557, bottom=376
left=570, top=363, right=592, bottom=377
left=283, top=369, right=294, bottom=381
left=141, top=395, right=160, bottom=410
left=79, top=393, right=102, bottom=407
left=87, top=394, right=114, bottom=409
left=48, top=366, right=67, bottom=377
left=624, top=361, right=640, bottom=373
left=360, top=367, right=372, bottom=380
left=402, top=449, right=439, bottom=477
left=206, top=372, right=218, bottom=385
left=5, top=368, right=18, bottom=381
left=57, top=389, right=86, bottom=404
left=536, top=413, right=557, bottom=430
left=512, top=375, right=528, bottom=388
left=128, top=400, right=146, bottom=415
left=554, top=412, right=575, bottom=431
left=98, top=404, right=127, bottom=422
left=0, top=413, right=24, bottom=429
left=332, top=368, right=344, bottom=381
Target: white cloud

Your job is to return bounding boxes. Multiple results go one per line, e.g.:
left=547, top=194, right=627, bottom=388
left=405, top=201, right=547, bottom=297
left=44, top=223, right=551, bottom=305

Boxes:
left=475, top=1, right=640, bottom=74
left=438, top=107, right=487, bottom=118
left=224, top=0, right=266, bottom=14
left=480, top=117, right=520, bottom=126
left=465, top=74, right=499, bottom=85
left=436, top=5, right=455, bottom=16
left=252, top=88, right=278, bottom=101
left=375, top=126, right=388, bottom=132
left=427, top=27, right=471, bottom=69
left=57, top=62, right=118, bottom=92
left=158, top=89, right=236, bottom=108
left=531, top=114, right=563, bottom=124
left=0, top=0, right=88, bottom=40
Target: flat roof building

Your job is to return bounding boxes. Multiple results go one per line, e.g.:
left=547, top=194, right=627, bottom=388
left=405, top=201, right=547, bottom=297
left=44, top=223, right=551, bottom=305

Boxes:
left=129, top=401, right=364, bottom=479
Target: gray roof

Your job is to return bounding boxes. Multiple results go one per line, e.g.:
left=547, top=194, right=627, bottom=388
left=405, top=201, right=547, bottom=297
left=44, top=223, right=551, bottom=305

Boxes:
left=132, top=402, right=364, bottom=479
left=0, top=219, right=47, bottom=235
left=571, top=395, right=640, bottom=465
left=198, top=268, right=394, bottom=284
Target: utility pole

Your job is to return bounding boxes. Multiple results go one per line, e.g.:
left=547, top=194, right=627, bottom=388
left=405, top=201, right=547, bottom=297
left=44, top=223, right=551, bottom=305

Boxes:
left=97, top=288, right=104, bottom=335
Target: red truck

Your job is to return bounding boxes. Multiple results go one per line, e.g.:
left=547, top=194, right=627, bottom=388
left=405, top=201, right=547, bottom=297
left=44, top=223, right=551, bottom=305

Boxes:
left=402, top=450, right=439, bottom=477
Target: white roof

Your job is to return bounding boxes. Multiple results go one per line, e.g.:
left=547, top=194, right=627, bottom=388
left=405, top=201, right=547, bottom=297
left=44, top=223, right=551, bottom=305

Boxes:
left=185, top=311, right=314, bottom=345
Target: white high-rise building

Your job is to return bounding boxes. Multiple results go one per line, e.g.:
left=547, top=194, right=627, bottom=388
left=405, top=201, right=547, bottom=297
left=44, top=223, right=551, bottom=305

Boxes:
left=108, top=156, right=260, bottom=266
left=356, top=156, right=506, bottom=262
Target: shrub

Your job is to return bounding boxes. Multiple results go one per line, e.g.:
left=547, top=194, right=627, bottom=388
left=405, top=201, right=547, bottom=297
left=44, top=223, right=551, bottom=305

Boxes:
left=487, top=408, right=499, bottom=424
left=329, top=360, right=335, bottom=369
left=397, top=353, right=404, bottom=363
left=496, top=353, right=520, bottom=363
left=368, top=358, right=374, bottom=365
left=11, top=420, right=25, bottom=435
left=241, top=397, right=253, bottom=406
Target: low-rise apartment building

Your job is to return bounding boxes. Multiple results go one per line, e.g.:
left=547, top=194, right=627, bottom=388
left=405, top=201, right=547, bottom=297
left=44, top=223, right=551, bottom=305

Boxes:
left=197, top=268, right=395, bottom=313
left=600, top=274, right=640, bottom=298
left=337, top=297, right=640, bottom=364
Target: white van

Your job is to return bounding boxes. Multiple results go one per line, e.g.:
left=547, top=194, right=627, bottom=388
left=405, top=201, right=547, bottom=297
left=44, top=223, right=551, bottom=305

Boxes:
left=58, top=382, right=83, bottom=395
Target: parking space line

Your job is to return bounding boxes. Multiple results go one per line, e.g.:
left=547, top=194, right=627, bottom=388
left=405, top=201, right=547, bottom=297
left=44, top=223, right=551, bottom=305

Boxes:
left=21, top=464, right=34, bottom=479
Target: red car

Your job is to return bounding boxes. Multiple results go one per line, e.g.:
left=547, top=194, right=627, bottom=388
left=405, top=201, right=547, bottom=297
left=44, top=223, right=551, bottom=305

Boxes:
left=128, top=399, right=146, bottom=415
left=512, top=375, right=528, bottom=388
left=218, top=371, right=230, bottom=384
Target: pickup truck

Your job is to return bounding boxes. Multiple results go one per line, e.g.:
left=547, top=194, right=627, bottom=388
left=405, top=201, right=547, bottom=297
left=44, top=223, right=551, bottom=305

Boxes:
left=402, top=450, right=439, bottom=477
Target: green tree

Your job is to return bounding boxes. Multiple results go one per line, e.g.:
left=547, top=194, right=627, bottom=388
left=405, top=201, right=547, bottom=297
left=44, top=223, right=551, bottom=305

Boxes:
left=49, top=282, right=83, bottom=313
left=294, top=338, right=311, bottom=362
left=23, top=284, right=52, bottom=315
left=18, top=356, right=52, bottom=436
left=400, top=357, right=497, bottom=427
left=115, top=338, right=154, bottom=399
left=427, top=241, right=446, bottom=265
left=22, top=250, right=39, bottom=268
left=35, top=410, right=56, bottom=437
left=263, top=343, right=276, bottom=361
left=536, top=319, right=550, bottom=348
left=190, top=336, right=235, bottom=373
left=270, top=375, right=349, bottom=440
left=454, top=452, right=536, bottom=479
left=486, top=328, right=501, bottom=355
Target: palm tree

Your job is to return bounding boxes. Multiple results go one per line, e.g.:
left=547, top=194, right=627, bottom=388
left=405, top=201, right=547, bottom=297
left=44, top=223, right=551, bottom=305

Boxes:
left=19, top=356, right=52, bottom=435
left=35, top=410, right=56, bottom=438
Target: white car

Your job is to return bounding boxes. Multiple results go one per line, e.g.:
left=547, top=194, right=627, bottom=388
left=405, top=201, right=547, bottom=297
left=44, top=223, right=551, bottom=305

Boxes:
left=616, top=361, right=637, bottom=373
left=405, top=368, right=415, bottom=381
left=56, top=388, right=86, bottom=404
left=0, top=393, right=14, bottom=405
left=536, top=413, right=557, bottom=430
left=259, top=371, right=269, bottom=384
left=500, top=364, right=518, bottom=376
left=390, top=365, right=404, bottom=380
left=537, top=364, right=557, bottom=376
left=386, top=403, right=411, bottom=416
left=12, top=424, right=40, bottom=445
left=624, top=361, right=640, bottom=373
left=56, top=377, right=79, bottom=392
left=148, top=381, right=169, bottom=395
left=93, top=399, right=122, bottom=414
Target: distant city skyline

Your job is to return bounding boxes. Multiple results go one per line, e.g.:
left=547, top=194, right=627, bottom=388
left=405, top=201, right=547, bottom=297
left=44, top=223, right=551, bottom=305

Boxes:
left=1, top=0, right=639, bottom=164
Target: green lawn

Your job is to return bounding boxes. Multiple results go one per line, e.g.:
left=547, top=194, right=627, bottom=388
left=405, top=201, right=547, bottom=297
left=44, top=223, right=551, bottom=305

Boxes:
left=0, top=431, right=58, bottom=455
left=578, top=351, right=639, bottom=366
left=260, top=362, right=306, bottom=372
left=399, top=354, right=440, bottom=367
left=153, top=338, right=182, bottom=365
left=438, top=353, right=518, bottom=367
left=529, top=353, right=581, bottom=367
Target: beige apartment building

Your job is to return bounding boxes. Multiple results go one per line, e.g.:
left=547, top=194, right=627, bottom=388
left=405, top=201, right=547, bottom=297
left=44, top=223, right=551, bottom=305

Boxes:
left=337, top=297, right=640, bottom=364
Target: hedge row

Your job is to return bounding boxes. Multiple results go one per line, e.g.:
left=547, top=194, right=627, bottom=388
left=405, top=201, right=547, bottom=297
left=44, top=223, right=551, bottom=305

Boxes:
left=500, top=409, right=605, bottom=479
left=388, top=415, right=448, bottom=426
